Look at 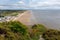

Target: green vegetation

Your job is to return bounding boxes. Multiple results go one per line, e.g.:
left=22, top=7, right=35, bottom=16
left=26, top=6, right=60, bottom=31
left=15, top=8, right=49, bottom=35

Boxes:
left=0, top=21, right=29, bottom=40
left=0, top=10, right=26, bottom=16
left=42, top=29, right=60, bottom=40
left=32, top=24, right=47, bottom=34
left=0, top=20, right=60, bottom=40
left=0, top=21, right=46, bottom=40
left=30, top=24, right=47, bottom=40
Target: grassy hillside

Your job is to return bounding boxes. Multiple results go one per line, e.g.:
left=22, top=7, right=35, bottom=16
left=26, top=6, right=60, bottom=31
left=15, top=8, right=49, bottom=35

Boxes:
left=0, top=21, right=60, bottom=40
left=0, top=21, right=47, bottom=40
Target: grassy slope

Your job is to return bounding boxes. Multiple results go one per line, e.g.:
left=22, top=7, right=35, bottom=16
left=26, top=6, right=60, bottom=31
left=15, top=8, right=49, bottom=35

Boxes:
left=0, top=20, right=59, bottom=40
left=0, top=21, right=47, bottom=40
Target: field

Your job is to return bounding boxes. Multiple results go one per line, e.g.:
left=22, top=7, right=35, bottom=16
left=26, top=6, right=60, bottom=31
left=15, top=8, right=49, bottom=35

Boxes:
left=0, top=10, right=26, bottom=17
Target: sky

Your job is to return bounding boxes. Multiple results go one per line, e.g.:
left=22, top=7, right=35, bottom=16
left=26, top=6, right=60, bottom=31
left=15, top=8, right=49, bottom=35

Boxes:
left=0, top=0, right=60, bottom=9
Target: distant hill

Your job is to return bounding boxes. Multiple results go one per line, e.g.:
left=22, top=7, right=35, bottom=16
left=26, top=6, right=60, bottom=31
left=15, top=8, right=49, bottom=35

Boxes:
left=0, top=10, right=26, bottom=17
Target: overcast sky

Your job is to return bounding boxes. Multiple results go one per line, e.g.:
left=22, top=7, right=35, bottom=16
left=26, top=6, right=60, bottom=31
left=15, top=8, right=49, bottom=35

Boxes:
left=0, top=0, right=60, bottom=9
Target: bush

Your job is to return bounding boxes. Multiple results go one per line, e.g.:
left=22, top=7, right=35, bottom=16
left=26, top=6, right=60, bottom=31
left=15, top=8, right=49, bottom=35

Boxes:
left=8, top=21, right=28, bottom=35
left=42, top=29, right=60, bottom=40
left=0, top=21, right=48, bottom=40
left=0, top=21, right=30, bottom=40
left=32, top=24, right=47, bottom=34
left=30, top=24, right=47, bottom=40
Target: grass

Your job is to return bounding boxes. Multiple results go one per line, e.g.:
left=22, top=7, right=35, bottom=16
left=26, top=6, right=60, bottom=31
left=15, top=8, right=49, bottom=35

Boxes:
left=0, top=20, right=60, bottom=40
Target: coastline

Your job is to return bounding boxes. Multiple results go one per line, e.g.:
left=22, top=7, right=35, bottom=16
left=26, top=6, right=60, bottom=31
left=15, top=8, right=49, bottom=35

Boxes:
left=15, top=11, right=32, bottom=25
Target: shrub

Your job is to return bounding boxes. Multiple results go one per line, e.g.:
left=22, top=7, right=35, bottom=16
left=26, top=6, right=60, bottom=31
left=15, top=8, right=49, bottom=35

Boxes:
left=30, top=24, right=47, bottom=40
left=0, top=21, right=30, bottom=40
left=0, top=21, right=48, bottom=40
left=42, top=29, right=60, bottom=40
left=32, top=24, right=47, bottom=34
left=8, top=21, right=28, bottom=35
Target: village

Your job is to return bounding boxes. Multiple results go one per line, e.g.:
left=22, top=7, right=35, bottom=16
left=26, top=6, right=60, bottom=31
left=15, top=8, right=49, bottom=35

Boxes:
left=0, top=16, right=16, bottom=22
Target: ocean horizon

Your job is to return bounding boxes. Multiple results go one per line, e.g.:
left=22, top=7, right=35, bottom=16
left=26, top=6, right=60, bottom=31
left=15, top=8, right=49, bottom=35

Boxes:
left=31, top=10, right=60, bottom=30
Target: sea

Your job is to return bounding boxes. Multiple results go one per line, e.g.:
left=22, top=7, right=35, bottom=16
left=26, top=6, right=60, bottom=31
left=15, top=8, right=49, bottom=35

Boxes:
left=31, top=10, right=60, bottom=30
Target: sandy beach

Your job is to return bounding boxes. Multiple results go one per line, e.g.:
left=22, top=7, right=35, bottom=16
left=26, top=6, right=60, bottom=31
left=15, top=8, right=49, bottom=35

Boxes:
left=15, top=11, right=32, bottom=25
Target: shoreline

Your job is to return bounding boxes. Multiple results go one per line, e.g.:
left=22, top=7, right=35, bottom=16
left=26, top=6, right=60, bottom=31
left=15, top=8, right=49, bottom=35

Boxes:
left=15, top=11, right=32, bottom=25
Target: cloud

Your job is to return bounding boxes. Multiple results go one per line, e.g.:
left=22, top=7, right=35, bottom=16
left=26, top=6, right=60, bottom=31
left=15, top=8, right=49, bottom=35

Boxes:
left=12, top=1, right=26, bottom=6
left=0, top=0, right=60, bottom=9
left=29, top=0, right=60, bottom=9
left=18, top=1, right=25, bottom=4
left=0, top=0, right=29, bottom=9
left=0, top=6, right=4, bottom=8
